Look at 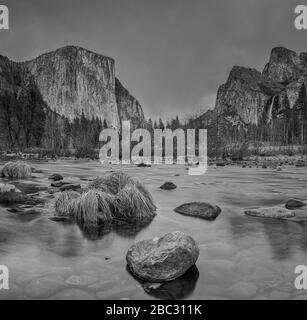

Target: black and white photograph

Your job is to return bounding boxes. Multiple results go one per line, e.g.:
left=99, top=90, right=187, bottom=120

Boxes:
left=1, top=0, right=307, bottom=307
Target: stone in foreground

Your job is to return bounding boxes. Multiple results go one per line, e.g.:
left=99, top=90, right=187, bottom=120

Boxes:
left=244, top=207, right=295, bottom=219
left=174, top=202, right=221, bottom=220
left=126, top=231, right=199, bottom=282
left=285, top=199, right=306, bottom=210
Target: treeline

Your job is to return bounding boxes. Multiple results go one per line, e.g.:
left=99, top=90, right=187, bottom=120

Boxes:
left=60, top=114, right=107, bottom=157
left=0, top=82, right=46, bottom=150
left=0, top=86, right=107, bottom=157
left=213, top=84, right=307, bottom=147
left=1, top=80, right=307, bottom=159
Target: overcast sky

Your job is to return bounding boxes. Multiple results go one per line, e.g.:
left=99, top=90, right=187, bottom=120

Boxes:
left=0, top=0, right=305, bottom=120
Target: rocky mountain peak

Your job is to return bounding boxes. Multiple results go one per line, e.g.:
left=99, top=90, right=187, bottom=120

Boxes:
left=0, top=46, right=146, bottom=129
left=198, top=47, right=307, bottom=129
left=227, top=66, right=266, bottom=91
left=262, top=47, right=303, bottom=83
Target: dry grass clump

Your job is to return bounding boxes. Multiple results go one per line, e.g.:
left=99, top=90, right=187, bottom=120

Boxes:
left=54, top=191, right=80, bottom=216
left=115, top=184, right=156, bottom=222
left=54, top=171, right=156, bottom=226
left=1, top=161, right=32, bottom=179
left=70, top=190, right=100, bottom=225
left=88, top=172, right=134, bottom=194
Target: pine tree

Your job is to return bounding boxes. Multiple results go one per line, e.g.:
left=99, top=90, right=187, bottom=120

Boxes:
left=158, top=118, right=165, bottom=130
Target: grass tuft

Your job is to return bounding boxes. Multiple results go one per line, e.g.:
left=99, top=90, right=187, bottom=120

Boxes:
left=1, top=161, right=32, bottom=179
left=53, top=171, right=156, bottom=226
left=116, top=184, right=157, bottom=222
left=54, top=191, right=80, bottom=216
left=70, top=190, right=99, bottom=226
left=88, top=172, right=134, bottom=194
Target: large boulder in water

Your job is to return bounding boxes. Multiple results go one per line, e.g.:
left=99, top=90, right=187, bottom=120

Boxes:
left=174, top=202, right=221, bottom=220
left=126, top=231, right=199, bottom=282
left=0, top=183, right=28, bottom=203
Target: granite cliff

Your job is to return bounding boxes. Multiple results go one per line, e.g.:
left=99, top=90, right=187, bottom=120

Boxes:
left=199, top=47, right=307, bottom=130
left=0, top=46, right=145, bottom=129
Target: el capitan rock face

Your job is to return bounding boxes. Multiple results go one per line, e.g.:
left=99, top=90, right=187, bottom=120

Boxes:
left=23, top=46, right=119, bottom=127
left=115, top=78, right=146, bottom=129
left=0, top=46, right=145, bottom=128
left=199, top=47, right=307, bottom=129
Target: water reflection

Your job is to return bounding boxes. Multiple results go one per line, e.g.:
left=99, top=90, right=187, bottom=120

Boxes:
left=128, top=265, right=199, bottom=300
left=80, top=219, right=153, bottom=240
left=227, top=214, right=307, bottom=260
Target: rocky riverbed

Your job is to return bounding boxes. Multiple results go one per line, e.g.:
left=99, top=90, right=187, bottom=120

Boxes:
left=1, top=159, right=307, bottom=300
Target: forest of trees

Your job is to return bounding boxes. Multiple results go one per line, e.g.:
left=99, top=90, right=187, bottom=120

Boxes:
left=0, top=86, right=107, bottom=157
left=1, top=81, right=307, bottom=158
left=0, top=82, right=46, bottom=150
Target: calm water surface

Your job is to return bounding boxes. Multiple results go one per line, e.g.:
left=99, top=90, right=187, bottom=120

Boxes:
left=1, top=160, right=307, bottom=300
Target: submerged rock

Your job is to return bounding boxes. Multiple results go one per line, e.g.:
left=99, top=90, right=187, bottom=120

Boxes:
left=50, top=288, right=96, bottom=300
left=285, top=199, right=306, bottom=210
left=174, top=202, right=221, bottom=220
left=160, top=182, right=177, bottom=190
left=59, top=183, right=81, bottom=192
left=244, top=207, right=295, bottom=219
left=216, top=162, right=226, bottom=167
left=48, top=174, right=63, bottom=181
left=295, top=162, right=305, bottom=167
left=51, top=181, right=69, bottom=188
left=126, top=231, right=199, bottom=282
left=0, top=183, right=29, bottom=203
left=137, top=163, right=151, bottom=167
left=49, top=216, right=70, bottom=222
left=7, top=207, right=24, bottom=213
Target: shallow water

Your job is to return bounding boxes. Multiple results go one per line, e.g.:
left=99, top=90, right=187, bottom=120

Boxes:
left=1, top=160, right=307, bottom=300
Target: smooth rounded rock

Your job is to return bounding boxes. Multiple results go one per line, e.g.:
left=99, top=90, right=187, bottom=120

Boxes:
left=285, top=199, right=306, bottom=210
left=244, top=207, right=295, bottom=219
left=174, top=202, right=221, bottom=220
left=59, top=183, right=81, bottom=192
left=51, top=181, right=69, bottom=188
left=126, top=231, right=199, bottom=282
left=48, top=174, right=63, bottom=181
left=160, top=182, right=177, bottom=190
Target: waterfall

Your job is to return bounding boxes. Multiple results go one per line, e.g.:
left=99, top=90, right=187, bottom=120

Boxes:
left=267, top=96, right=276, bottom=123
